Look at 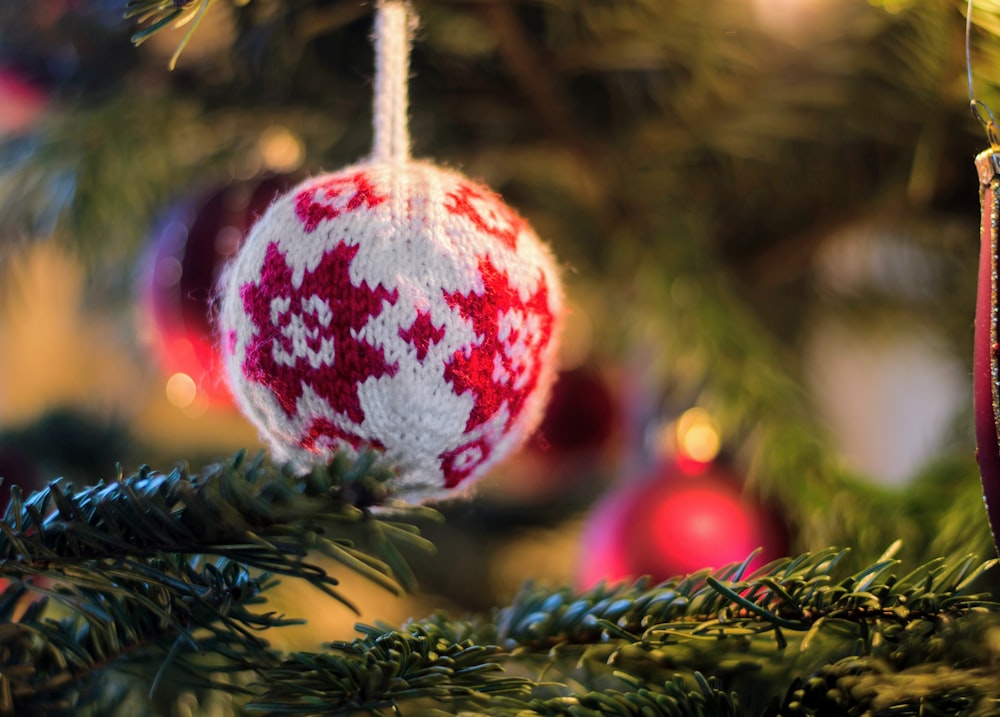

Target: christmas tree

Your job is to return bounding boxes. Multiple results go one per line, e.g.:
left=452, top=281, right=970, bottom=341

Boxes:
left=1, top=0, right=1000, bottom=714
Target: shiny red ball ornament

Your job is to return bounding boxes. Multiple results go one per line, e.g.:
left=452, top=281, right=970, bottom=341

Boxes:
left=974, top=146, right=1000, bottom=553
left=481, top=366, right=619, bottom=504
left=0, top=444, right=48, bottom=597
left=577, top=460, right=786, bottom=589
left=530, top=366, right=617, bottom=454
left=142, top=176, right=291, bottom=406
left=0, top=67, right=46, bottom=136
left=0, top=444, right=43, bottom=508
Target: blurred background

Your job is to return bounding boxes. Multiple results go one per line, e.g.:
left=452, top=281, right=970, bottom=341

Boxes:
left=0, top=0, right=995, bottom=650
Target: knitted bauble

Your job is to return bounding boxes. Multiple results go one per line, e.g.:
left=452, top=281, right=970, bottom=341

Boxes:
left=219, top=160, right=563, bottom=500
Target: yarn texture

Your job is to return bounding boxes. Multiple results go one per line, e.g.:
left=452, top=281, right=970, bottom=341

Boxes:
left=219, top=160, right=563, bottom=499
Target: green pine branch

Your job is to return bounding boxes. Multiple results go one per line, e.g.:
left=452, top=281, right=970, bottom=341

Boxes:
left=126, top=0, right=217, bottom=70
left=0, top=450, right=436, bottom=599
left=0, top=557, right=283, bottom=716
left=0, top=450, right=437, bottom=714
left=246, top=623, right=534, bottom=716
left=8, top=448, right=996, bottom=716
left=519, top=673, right=740, bottom=717
left=207, top=544, right=1000, bottom=716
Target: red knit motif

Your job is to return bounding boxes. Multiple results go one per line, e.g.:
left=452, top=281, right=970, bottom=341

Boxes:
left=443, top=257, right=554, bottom=434
left=295, top=172, right=387, bottom=233
left=398, top=310, right=445, bottom=362
left=444, top=182, right=523, bottom=251
left=240, top=241, right=399, bottom=425
left=440, top=437, right=493, bottom=488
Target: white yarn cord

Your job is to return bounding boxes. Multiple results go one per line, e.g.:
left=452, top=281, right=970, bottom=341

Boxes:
left=372, top=1, right=413, bottom=163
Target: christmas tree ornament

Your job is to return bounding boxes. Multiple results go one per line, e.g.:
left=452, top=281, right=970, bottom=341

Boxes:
left=975, top=139, right=1000, bottom=552
left=0, top=443, right=43, bottom=507
left=577, top=410, right=783, bottom=589
left=969, top=0, right=1000, bottom=553
left=0, top=442, right=46, bottom=597
left=530, top=367, right=618, bottom=455
left=218, top=1, right=563, bottom=500
left=143, top=175, right=290, bottom=408
left=576, top=458, right=786, bottom=589
left=0, top=66, right=47, bottom=136
left=480, top=366, right=619, bottom=505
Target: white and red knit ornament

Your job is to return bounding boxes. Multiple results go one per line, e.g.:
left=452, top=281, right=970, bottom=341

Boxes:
left=219, top=2, right=563, bottom=500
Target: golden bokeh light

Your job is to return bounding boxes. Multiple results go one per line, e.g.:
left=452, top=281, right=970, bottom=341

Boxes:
left=165, top=372, right=198, bottom=409
left=676, top=407, right=720, bottom=463
left=258, top=126, right=305, bottom=173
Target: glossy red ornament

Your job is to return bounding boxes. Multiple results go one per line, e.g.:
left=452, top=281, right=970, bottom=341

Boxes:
left=0, top=445, right=45, bottom=596
left=0, top=445, right=43, bottom=508
left=142, top=176, right=291, bottom=406
left=577, top=460, right=786, bottom=589
left=530, top=367, right=618, bottom=454
left=0, top=67, right=46, bottom=136
left=479, top=367, right=619, bottom=504
left=974, top=147, right=1000, bottom=553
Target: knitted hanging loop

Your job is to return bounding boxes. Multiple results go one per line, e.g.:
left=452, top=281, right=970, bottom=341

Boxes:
left=218, top=1, right=564, bottom=502
left=371, top=0, right=412, bottom=163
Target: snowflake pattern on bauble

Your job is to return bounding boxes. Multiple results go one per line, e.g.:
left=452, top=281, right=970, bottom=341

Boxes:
left=239, top=241, right=399, bottom=423
left=220, top=161, right=562, bottom=501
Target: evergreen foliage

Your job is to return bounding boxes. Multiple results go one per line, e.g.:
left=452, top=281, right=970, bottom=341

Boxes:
left=0, top=452, right=435, bottom=714
left=1, top=456, right=997, bottom=714
left=1, top=0, right=1000, bottom=714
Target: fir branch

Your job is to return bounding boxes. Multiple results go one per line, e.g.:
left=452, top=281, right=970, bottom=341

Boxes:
left=476, top=547, right=998, bottom=657
left=300, top=549, right=998, bottom=715
left=775, top=654, right=1000, bottom=716
left=0, top=451, right=436, bottom=599
left=0, top=450, right=435, bottom=713
left=245, top=622, right=533, bottom=716
left=520, top=672, right=740, bottom=717
left=0, top=465, right=993, bottom=716
left=125, top=0, right=218, bottom=70
left=0, top=557, right=283, bottom=716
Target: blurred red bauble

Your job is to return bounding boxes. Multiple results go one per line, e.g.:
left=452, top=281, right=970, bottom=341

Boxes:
left=0, top=444, right=44, bottom=508
left=0, top=443, right=47, bottom=595
left=0, top=67, right=47, bottom=136
left=479, top=366, right=620, bottom=504
left=0, top=445, right=50, bottom=595
left=576, top=460, right=786, bottom=590
left=530, top=366, right=618, bottom=454
left=142, top=175, right=291, bottom=407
